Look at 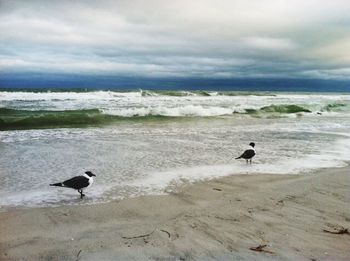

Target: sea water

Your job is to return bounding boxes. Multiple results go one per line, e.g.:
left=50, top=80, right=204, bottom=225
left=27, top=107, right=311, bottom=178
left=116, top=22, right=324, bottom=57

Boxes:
left=0, top=90, right=349, bottom=208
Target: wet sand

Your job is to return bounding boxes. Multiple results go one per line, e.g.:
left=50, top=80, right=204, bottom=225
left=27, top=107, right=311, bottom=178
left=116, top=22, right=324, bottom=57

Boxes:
left=1, top=166, right=349, bottom=261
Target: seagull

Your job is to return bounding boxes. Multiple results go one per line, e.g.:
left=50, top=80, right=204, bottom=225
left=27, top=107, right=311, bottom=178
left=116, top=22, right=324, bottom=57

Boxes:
left=235, top=142, right=256, bottom=164
left=50, top=171, right=96, bottom=198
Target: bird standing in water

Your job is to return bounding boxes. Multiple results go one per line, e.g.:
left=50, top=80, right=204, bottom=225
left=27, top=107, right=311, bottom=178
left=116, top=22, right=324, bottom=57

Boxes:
left=236, top=142, right=256, bottom=164
left=50, top=171, right=96, bottom=198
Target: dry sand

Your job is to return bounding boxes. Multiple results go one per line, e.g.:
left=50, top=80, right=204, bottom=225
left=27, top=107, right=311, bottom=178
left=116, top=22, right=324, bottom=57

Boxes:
left=1, top=166, right=349, bottom=261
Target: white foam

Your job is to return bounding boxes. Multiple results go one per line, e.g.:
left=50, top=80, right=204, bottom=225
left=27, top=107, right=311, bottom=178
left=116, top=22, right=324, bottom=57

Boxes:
left=1, top=91, right=349, bottom=117
left=0, top=90, right=141, bottom=101
left=131, top=135, right=350, bottom=194
left=103, top=105, right=234, bottom=117
left=133, top=155, right=347, bottom=194
left=0, top=184, right=110, bottom=208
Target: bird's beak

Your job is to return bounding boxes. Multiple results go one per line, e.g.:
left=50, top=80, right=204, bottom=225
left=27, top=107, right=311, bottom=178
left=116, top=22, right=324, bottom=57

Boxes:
left=92, top=173, right=96, bottom=177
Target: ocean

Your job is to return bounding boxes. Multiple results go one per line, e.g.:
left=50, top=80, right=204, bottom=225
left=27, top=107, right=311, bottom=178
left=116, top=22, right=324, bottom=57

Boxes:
left=0, top=89, right=349, bottom=208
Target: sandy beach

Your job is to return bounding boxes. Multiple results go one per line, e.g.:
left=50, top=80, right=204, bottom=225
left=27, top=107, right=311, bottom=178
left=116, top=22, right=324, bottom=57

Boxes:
left=2, top=0, right=350, bottom=260
left=0, top=166, right=349, bottom=261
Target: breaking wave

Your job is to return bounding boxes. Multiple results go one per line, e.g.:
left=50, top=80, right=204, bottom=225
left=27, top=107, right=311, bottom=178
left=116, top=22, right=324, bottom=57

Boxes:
left=141, top=90, right=277, bottom=97
left=0, top=108, right=115, bottom=130
left=244, top=104, right=311, bottom=114
left=1, top=101, right=349, bottom=130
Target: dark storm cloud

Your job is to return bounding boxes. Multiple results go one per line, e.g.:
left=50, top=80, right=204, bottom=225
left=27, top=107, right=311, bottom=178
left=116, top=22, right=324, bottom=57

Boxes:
left=1, top=0, right=350, bottom=79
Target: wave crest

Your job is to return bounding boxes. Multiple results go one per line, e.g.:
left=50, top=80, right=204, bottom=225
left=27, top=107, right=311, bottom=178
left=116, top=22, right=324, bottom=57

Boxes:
left=260, top=104, right=311, bottom=113
left=0, top=108, right=109, bottom=130
left=1, top=101, right=349, bottom=130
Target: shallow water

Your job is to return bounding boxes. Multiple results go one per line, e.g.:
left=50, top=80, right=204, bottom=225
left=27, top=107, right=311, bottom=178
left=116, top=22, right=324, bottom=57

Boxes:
left=0, top=91, right=349, bottom=208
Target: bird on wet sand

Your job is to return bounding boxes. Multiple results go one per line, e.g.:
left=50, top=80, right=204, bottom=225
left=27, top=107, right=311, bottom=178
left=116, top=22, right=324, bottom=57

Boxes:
left=50, top=171, right=96, bottom=198
left=236, top=142, right=256, bottom=164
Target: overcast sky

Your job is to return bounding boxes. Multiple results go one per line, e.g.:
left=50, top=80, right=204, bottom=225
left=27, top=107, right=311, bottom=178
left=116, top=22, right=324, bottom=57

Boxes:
left=1, top=0, right=350, bottom=79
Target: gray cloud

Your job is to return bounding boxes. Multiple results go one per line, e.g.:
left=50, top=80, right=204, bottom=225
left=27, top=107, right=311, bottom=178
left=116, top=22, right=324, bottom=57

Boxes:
left=1, top=0, right=350, bottom=79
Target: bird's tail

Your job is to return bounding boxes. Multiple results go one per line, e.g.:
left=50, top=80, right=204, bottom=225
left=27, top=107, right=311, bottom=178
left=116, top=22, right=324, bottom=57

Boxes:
left=50, top=182, right=63, bottom=187
left=235, top=156, right=241, bottom=159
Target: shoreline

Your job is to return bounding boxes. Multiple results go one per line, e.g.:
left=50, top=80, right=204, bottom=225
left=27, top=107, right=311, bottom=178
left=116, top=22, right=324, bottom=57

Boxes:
left=1, top=166, right=349, bottom=260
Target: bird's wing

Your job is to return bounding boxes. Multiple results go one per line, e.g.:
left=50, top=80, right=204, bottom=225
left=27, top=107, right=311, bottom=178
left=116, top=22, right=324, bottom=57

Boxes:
left=239, top=149, right=255, bottom=159
left=62, top=176, right=89, bottom=189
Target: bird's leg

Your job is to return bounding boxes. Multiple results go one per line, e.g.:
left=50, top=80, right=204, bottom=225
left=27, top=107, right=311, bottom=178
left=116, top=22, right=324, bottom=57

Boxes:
left=250, top=159, right=252, bottom=164
left=78, top=189, right=85, bottom=199
left=246, top=159, right=248, bottom=164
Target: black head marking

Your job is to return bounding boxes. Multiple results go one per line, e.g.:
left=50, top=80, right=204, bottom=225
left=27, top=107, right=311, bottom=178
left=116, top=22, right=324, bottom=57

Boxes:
left=85, top=171, right=96, bottom=177
left=249, top=142, right=255, bottom=148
